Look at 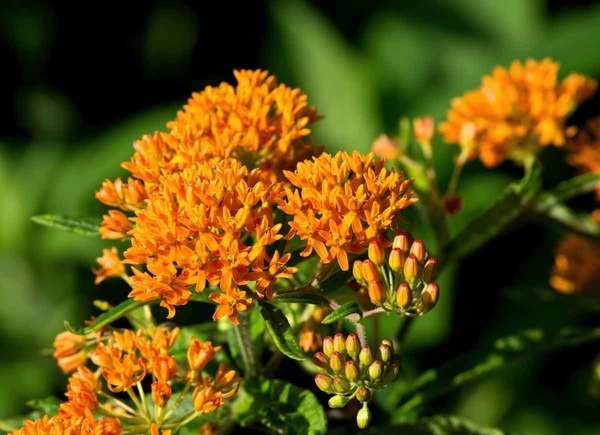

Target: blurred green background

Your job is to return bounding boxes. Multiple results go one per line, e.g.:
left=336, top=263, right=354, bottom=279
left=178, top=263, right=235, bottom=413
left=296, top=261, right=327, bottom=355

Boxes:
left=2, top=0, right=600, bottom=433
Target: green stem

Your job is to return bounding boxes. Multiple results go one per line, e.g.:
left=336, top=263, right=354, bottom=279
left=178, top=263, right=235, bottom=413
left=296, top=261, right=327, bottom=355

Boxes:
left=234, top=311, right=258, bottom=378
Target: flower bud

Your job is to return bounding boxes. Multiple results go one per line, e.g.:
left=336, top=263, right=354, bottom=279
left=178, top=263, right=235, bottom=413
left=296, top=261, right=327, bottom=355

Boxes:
left=381, top=339, right=393, bottom=348
left=379, top=343, right=392, bottom=363
left=333, top=376, right=351, bottom=393
left=345, top=333, right=360, bottom=359
left=392, top=232, right=411, bottom=252
left=396, top=282, right=412, bottom=308
left=333, top=333, right=346, bottom=354
left=329, top=352, right=344, bottom=373
left=368, top=241, right=385, bottom=265
left=409, top=240, right=426, bottom=262
left=352, top=261, right=364, bottom=284
left=388, top=249, right=405, bottom=272
left=382, top=361, right=400, bottom=384
left=361, top=260, right=379, bottom=282
left=313, top=351, right=329, bottom=369
left=356, top=403, right=371, bottom=429
left=403, top=256, right=419, bottom=282
left=422, top=282, right=440, bottom=311
left=367, top=280, right=386, bottom=305
left=355, top=386, right=371, bottom=402
left=322, top=336, right=334, bottom=357
left=413, top=116, right=434, bottom=143
left=328, top=394, right=351, bottom=409
left=345, top=360, right=359, bottom=382
left=423, top=258, right=437, bottom=283
left=359, top=346, right=373, bottom=368
left=368, top=360, right=383, bottom=380
left=315, top=374, right=333, bottom=392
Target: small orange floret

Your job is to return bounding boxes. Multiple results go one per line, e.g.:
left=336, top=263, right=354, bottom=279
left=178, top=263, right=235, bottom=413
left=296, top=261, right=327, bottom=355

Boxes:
left=440, top=58, right=597, bottom=167
left=94, top=247, right=125, bottom=284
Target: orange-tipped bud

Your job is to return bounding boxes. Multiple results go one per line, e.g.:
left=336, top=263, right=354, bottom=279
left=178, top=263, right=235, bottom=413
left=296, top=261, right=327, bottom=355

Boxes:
left=379, top=343, right=392, bottom=363
left=356, top=386, right=371, bottom=402
left=187, top=339, right=219, bottom=374
left=346, top=333, right=360, bottom=359
left=352, top=261, right=365, bottom=284
left=396, top=283, right=412, bottom=308
left=367, top=280, right=386, bottom=306
left=333, top=376, right=351, bottom=394
left=345, top=360, right=359, bottom=382
left=333, top=333, right=346, bottom=354
left=368, top=360, right=384, bottom=380
left=356, top=403, right=371, bottom=429
left=368, top=241, right=385, bottom=265
left=403, top=256, right=419, bottom=282
left=329, top=352, right=344, bottom=373
left=388, top=249, right=405, bottom=272
left=413, top=116, right=434, bottom=143
left=362, top=260, right=379, bottom=282
left=359, top=346, right=373, bottom=367
left=422, top=283, right=440, bottom=311
left=313, top=352, right=329, bottom=369
left=423, top=258, right=437, bottom=283
left=409, top=240, right=426, bottom=262
left=315, top=374, right=333, bottom=392
left=323, top=336, right=334, bottom=357
left=392, top=232, right=411, bottom=252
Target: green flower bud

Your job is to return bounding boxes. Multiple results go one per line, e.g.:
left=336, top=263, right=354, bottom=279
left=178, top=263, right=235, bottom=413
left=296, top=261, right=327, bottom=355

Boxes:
left=328, top=394, right=351, bottom=408
left=323, top=336, right=334, bottom=356
left=333, top=333, right=346, bottom=354
left=356, top=403, right=371, bottom=429
left=329, top=352, right=344, bottom=373
left=355, top=386, right=371, bottom=402
left=359, top=346, right=373, bottom=368
left=345, top=360, right=359, bottom=382
left=345, top=333, right=360, bottom=359
left=368, top=360, right=383, bottom=380
left=378, top=343, right=392, bottom=363
left=333, top=376, right=351, bottom=393
left=314, top=374, right=333, bottom=392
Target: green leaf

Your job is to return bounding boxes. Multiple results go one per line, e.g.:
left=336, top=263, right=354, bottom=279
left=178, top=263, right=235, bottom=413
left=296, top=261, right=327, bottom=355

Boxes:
left=441, top=159, right=542, bottom=265
left=31, top=214, right=100, bottom=237
left=538, top=172, right=600, bottom=205
left=376, top=415, right=504, bottom=435
left=535, top=202, right=600, bottom=238
left=258, top=302, right=305, bottom=361
left=0, top=396, right=61, bottom=432
left=65, top=299, right=145, bottom=334
left=387, top=326, right=600, bottom=412
left=232, top=378, right=327, bottom=435
left=273, top=291, right=329, bottom=305
left=26, top=396, right=60, bottom=416
left=321, top=302, right=362, bottom=324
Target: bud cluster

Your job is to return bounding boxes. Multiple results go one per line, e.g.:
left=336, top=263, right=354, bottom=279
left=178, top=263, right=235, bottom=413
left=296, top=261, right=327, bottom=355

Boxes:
left=313, top=333, right=399, bottom=429
left=353, top=233, right=440, bottom=316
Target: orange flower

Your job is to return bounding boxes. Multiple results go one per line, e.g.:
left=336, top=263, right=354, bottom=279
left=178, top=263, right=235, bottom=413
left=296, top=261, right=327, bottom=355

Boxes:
left=371, top=134, right=400, bottom=161
left=53, top=331, right=87, bottom=373
left=11, top=412, right=121, bottom=435
left=100, top=210, right=132, bottom=240
left=280, top=151, right=416, bottom=270
left=566, top=116, right=600, bottom=199
left=192, top=364, right=239, bottom=414
left=550, top=232, right=600, bottom=295
left=94, top=247, right=125, bottom=284
left=209, top=287, right=253, bottom=325
left=96, top=178, right=147, bottom=211
left=440, top=58, right=597, bottom=167
left=59, top=367, right=99, bottom=417
left=187, top=339, right=220, bottom=375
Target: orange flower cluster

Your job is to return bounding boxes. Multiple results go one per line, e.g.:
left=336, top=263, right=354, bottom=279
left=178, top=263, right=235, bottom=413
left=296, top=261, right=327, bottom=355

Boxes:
left=550, top=231, right=600, bottom=295
left=567, top=116, right=600, bottom=199
left=11, top=412, right=121, bottom=435
left=280, top=151, right=416, bottom=270
left=95, top=70, right=317, bottom=322
left=440, top=58, right=596, bottom=167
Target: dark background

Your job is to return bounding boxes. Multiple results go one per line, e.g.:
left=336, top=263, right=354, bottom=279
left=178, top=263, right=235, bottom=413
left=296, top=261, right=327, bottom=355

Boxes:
left=1, top=1, right=600, bottom=433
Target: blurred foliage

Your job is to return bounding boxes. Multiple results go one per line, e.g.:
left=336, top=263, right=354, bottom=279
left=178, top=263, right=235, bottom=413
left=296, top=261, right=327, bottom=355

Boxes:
left=1, top=0, right=600, bottom=433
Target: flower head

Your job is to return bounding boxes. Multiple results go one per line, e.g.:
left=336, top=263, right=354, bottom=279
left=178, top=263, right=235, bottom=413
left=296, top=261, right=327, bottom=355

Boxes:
left=550, top=231, right=600, bottom=295
left=280, top=151, right=416, bottom=270
left=440, top=58, right=596, bottom=167
left=11, top=412, right=121, bottom=435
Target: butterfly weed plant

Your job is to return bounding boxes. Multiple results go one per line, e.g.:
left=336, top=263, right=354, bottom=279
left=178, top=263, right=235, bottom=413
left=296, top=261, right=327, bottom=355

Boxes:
left=7, top=60, right=600, bottom=434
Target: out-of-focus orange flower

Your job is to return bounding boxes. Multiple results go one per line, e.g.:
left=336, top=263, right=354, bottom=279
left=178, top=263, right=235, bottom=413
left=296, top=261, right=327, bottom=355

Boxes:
left=413, top=117, right=435, bottom=144
left=371, top=134, right=400, bottom=160
left=440, top=58, right=597, bottom=167
left=566, top=116, right=600, bottom=199
left=280, top=151, right=416, bottom=270
left=11, top=411, right=122, bottom=435
left=550, top=231, right=600, bottom=295
left=96, top=178, right=147, bottom=211
left=94, top=247, right=126, bottom=284
left=100, top=210, right=132, bottom=240
left=192, top=363, right=239, bottom=414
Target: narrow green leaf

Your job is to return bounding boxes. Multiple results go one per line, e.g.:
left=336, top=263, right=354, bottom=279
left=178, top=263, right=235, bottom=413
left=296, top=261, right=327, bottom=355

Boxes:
left=258, top=301, right=306, bottom=360
left=273, top=291, right=329, bottom=305
left=31, top=214, right=100, bottom=237
left=539, top=172, right=600, bottom=205
left=387, top=326, right=600, bottom=412
left=232, top=378, right=327, bottom=435
left=321, top=301, right=362, bottom=324
left=442, top=159, right=542, bottom=265
left=65, top=299, right=145, bottom=335
left=377, top=414, right=504, bottom=435
left=535, top=202, right=600, bottom=238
